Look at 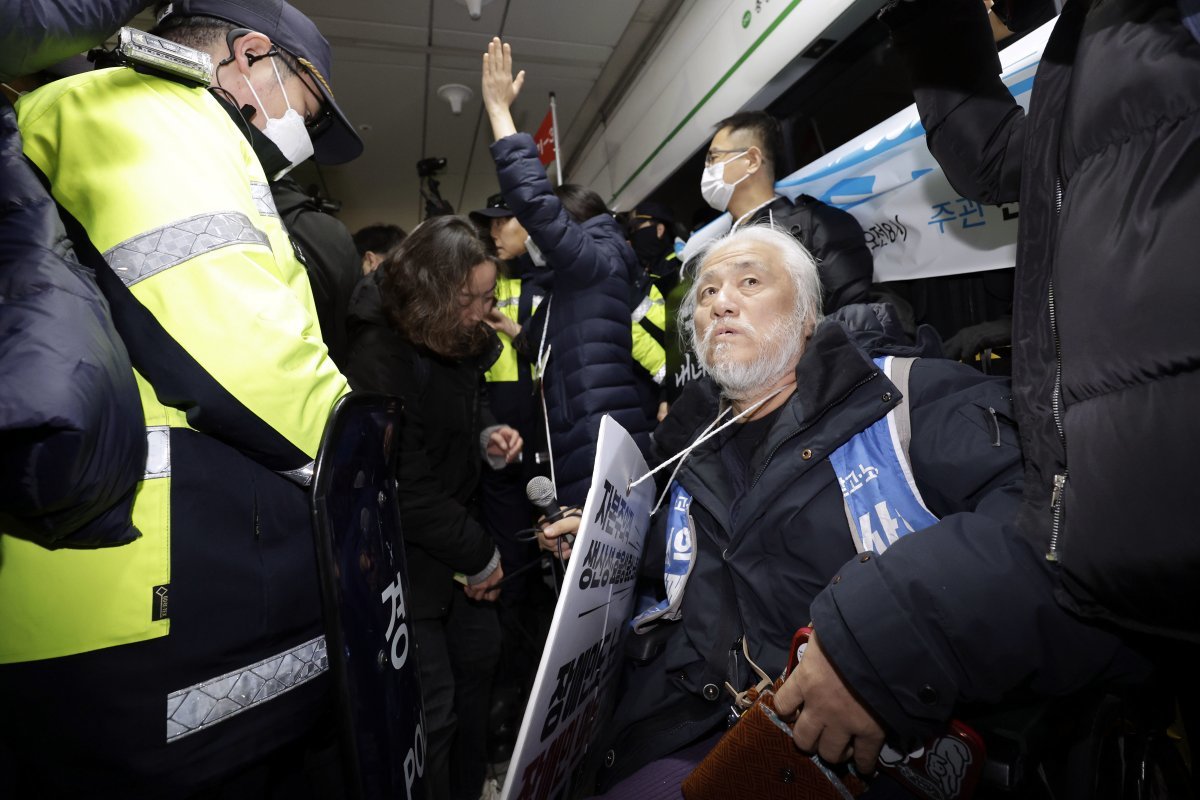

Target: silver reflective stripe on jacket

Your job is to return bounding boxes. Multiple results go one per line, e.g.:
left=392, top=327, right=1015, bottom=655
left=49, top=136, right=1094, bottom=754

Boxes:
left=631, top=295, right=653, bottom=324
left=279, top=460, right=315, bottom=487
left=105, top=212, right=271, bottom=287
left=250, top=181, right=279, bottom=218
left=144, top=426, right=171, bottom=480
left=165, top=636, right=328, bottom=742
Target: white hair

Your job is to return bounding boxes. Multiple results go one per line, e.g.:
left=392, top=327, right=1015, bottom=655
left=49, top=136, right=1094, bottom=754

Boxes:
left=678, top=225, right=824, bottom=397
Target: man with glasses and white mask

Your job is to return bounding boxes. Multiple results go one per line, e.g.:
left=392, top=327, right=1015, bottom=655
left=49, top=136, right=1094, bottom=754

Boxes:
left=694, top=111, right=874, bottom=314
left=1, top=0, right=364, bottom=795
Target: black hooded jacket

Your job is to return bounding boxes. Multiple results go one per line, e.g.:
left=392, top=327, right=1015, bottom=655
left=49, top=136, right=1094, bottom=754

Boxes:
left=873, top=0, right=1200, bottom=642
left=801, top=0, right=1194, bottom=751
left=343, top=274, right=500, bottom=619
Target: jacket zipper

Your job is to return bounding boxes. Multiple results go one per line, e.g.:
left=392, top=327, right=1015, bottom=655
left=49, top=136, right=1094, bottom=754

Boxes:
left=1046, top=177, right=1069, bottom=562
left=749, top=371, right=881, bottom=490
left=986, top=406, right=1001, bottom=447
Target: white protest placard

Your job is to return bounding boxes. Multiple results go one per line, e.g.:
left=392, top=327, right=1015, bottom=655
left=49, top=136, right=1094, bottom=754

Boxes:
left=501, top=416, right=654, bottom=800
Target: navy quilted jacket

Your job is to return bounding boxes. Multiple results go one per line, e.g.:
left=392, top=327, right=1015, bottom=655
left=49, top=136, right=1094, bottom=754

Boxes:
left=0, top=0, right=150, bottom=547
left=0, top=115, right=144, bottom=548
left=491, top=134, right=654, bottom=505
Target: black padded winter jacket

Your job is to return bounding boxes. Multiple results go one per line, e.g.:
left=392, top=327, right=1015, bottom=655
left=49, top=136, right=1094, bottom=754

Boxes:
left=0, top=0, right=151, bottom=547
left=344, top=274, right=500, bottom=620
left=875, top=0, right=1200, bottom=643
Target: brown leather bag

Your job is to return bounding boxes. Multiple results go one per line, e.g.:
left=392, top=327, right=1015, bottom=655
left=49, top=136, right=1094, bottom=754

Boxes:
left=681, top=680, right=867, bottom=800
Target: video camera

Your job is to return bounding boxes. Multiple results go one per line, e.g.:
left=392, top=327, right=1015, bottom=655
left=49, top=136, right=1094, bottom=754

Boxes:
left=417, top=157, right=447, bottom=178
left=418, top=157, right=454, bottom=219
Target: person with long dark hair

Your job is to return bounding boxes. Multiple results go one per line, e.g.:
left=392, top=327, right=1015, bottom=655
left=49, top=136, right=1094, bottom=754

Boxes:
left=344, top=215, right=522, bottom=800
left=480, top=37, right=656, bottom=507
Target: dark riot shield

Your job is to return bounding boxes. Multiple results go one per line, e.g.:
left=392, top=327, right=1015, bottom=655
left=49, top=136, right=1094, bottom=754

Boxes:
left=312, top=393, right=425, bottom=800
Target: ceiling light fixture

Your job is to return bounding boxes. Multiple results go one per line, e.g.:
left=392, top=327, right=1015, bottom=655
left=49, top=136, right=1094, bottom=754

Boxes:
left=452, top=0, right=495, bottom=21
left=437, top=83, right=474, bottom=115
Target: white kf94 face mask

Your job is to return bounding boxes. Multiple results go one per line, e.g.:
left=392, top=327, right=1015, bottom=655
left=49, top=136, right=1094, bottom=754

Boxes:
left=699, top=150, right=750, bottom=212
left=244, top=57, right=315, bottom=179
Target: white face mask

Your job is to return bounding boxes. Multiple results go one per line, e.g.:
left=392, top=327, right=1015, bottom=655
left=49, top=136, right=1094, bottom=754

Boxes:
left=700, top=150, right=750, bottom=212
left=244, top=57, right=315, bottom=179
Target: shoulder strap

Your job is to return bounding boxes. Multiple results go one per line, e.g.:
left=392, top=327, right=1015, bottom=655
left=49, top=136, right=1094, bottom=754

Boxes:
left=887, top=356, right=917, bottom=466
left=832, top=356, right=939, bottom=555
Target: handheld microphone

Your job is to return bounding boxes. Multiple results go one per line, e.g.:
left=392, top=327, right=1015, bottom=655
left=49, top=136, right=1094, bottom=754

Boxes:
left=526, top=476, right=576, bottom=552
left=525, top=476, right=565, bottom=523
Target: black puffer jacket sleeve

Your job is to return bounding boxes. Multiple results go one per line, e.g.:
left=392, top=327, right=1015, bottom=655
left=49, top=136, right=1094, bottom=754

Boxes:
left=809, top=360, right=1148, bottom=746
left=880, top=0, right=1025, bottom=205
left=0, top=0, right=153, bottom=80
left=0, top=98, right=144, bottom=548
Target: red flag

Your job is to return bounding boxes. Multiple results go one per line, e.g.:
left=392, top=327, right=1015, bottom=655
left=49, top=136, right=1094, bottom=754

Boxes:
left=534, top=106, right=556, bottom=167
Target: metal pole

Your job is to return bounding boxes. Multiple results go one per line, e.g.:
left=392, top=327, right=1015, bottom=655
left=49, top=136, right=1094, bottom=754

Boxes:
left=550, top=92, right=563, bottom=186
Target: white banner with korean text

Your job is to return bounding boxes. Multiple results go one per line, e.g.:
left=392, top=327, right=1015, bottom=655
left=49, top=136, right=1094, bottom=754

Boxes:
left=775, top=19, right=1057, bottom=282
left=501, top=416, right=654, bottom=800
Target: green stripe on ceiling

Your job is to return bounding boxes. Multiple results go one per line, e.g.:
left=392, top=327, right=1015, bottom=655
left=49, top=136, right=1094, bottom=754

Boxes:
left=608, top=0, right=806, bottom=204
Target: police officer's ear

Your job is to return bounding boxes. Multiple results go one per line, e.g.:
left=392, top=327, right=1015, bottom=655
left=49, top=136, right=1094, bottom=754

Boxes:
left=224, top=29, right=275, bottom=79
left=656, top=223, right=666, bottom=240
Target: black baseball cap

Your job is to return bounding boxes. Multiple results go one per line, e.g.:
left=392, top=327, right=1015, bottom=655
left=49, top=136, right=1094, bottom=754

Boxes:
left=469, top=193, right=514, bottom=224
left=157, top=0, right=364, bottom=164
left=631, top=201, right=674, bottom=226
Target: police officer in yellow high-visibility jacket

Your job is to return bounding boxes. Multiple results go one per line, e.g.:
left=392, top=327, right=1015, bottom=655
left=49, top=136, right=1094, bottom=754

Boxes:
left=479, top=273, right=546, bottom=618
left=483, top=274, right=665, bottom=458
left=0, top=2, right=363, bottom=794
left=631, top=282, right=668, bottom=386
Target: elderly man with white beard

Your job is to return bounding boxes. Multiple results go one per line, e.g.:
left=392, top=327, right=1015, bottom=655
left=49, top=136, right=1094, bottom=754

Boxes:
left=538, top=225, right=1029, bottom=796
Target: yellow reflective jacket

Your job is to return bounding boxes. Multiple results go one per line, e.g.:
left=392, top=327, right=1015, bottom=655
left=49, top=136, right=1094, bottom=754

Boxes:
left=1, top=68, right=348, bottom=664
left=484, top=276, right=534, bottom=384
left=631, top=283, right=666, bottom=385
left=486, top=277, right=665, bottom=385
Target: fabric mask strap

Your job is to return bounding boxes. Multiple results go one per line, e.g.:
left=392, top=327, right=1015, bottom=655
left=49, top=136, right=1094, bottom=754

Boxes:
left=269, top=57, right=294, bottom=114
left=243, top=70, right=267, bottom=114
left=242, top=56, right=292, bottom=119
left=722, top=150, right=749, bottom=178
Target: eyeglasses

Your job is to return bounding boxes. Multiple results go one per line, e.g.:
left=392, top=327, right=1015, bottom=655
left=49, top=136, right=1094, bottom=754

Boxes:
left=268, top=50, right=334, bottom=134
left=703, top=148, right=748, bottom=167
left=297, top=98, right=333, bottom=134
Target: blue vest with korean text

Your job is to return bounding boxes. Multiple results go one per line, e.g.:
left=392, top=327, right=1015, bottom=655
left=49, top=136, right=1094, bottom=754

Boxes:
left=828, top=356, right=938, bottom=554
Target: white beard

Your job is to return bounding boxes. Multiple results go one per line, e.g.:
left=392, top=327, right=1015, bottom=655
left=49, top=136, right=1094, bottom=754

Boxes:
left=696, top=313, right=806, bottom=401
